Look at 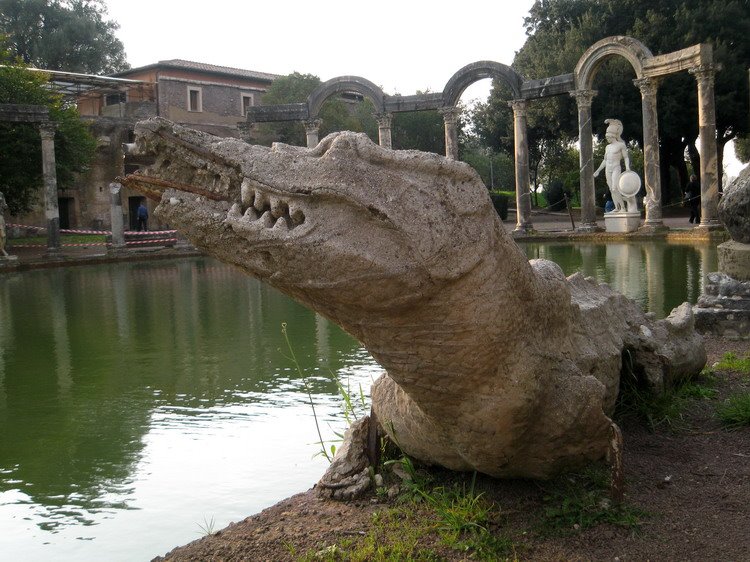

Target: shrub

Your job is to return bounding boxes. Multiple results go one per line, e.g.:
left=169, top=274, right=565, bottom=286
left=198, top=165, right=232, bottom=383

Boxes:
left=490, top=194, right=508, bottom=221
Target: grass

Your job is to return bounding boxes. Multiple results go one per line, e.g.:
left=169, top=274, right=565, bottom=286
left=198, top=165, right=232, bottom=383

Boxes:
left=300, top=466, right=518, bottom=561
left=615, top=350, right=718, bottom=431
left=713, top=352, right=750, bottom=375
left=716, top=392, right=750, bottom=429
left=197, top=515, right=216, bottom=536
left=538, top=465, right=645, bottom=537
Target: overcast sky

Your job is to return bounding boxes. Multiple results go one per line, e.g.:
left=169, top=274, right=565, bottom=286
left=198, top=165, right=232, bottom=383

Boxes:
left=103, top=0, right=744, bottom=177
left=104, top=0, right=536, bottom=103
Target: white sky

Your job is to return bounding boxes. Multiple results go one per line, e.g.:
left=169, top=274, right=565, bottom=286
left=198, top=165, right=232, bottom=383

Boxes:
left=103, top=0, right=745, bottom=178
left=104, top=0, right=536, bottom=103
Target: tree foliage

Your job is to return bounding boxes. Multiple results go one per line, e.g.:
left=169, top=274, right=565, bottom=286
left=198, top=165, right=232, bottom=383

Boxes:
left=0, top=0, right=129, bottom=74
left=258, top=72, right=378, bottom=146
left=0, top=48, right=96, bottom=214
left=476, top=0, right=750, bottom=202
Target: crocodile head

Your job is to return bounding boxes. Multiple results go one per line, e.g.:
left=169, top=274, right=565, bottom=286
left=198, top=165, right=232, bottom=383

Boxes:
left=122, top=118, right=525, bottom=326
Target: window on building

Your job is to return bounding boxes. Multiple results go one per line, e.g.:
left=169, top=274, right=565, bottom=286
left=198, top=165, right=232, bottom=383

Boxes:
left=104, top=92, right=126, bottom=105
left=241, top=93, right=254, bottom=116
left=188, top=87, right=202, bottom=112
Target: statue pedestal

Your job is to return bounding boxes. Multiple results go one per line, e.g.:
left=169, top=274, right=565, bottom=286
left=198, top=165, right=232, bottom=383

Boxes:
left=604, top=212, right=640, bottom=233
left=718, top=240, right=750, bottom=282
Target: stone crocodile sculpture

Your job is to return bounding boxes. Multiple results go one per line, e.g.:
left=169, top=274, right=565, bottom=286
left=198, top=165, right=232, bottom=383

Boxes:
left=122, top=117, right=706, bottom=480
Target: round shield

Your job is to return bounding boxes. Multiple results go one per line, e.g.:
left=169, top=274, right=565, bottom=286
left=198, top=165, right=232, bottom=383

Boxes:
left=618, top=171, right=641, bottom=198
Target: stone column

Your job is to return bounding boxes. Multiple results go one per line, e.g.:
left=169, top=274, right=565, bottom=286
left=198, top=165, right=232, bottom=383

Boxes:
left=39, top=122, right=60, bottom=253
left=439, top=106, right=460, bottom=160
left=508, top=99, right=533, bottom=233
left=109, top=182, right=125, bottom=250
left=571, top=90, right=598, bottom=231
left=304, top=119, right=322, bottom=148
left=689, top=64, right=721, bottom=228
left=633, top=77, right=664, bottom=229
left=376, top=113, right=393, bottom=149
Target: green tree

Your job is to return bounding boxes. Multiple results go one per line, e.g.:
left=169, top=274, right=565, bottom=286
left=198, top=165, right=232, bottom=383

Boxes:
left=392, top=109, right=445, bottom=154
left=0, top=49, right=96, bottom=214
left=0, top=0, right=129, bottom=74
left=489, top=0, right=750, bottom=202
left=259, top=72, right=378, bottom=146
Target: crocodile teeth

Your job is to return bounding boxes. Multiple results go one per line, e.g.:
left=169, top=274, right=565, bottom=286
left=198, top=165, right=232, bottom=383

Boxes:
left=259, top=210, right=274, bottom=228
left=240, top=179, right=255, bottom=207
left=254, top=192, right=269, bottom=212
left=229, top=202, right=242, bottom=218
left=244, top=207, right=260, bottom=221
left=272, top=216, right=289, bottom=231
left=270, top=197, right=288, bottom=219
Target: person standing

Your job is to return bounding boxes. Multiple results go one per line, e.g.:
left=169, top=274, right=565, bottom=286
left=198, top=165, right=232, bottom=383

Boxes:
left=685, top=174, right=701, bottom=224
left=137, top=201, right=149, bottom=231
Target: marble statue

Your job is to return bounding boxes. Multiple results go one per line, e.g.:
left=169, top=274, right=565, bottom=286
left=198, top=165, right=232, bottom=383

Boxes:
left=121, top=118, right=706, bottom=483
left=0, top=191, right=8, bottom=257
left=594, top=119, right=638, bottom=213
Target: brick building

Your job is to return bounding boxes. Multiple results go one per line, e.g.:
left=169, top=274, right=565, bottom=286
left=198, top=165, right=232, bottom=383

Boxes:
left=12, top=60, right=277, bottom=232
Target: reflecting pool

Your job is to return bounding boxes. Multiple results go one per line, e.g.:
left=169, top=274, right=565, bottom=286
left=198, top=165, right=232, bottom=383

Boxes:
left=0, top=242, right=718, bottom=560
left=0, top=258, right=379, bottom=561
left=519, top=240, right=717, bottom=318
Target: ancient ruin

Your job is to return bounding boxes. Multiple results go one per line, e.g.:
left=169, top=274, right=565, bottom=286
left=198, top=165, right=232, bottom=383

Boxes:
left=122, top=118, right=706, bottom=481
left=694, top=165, right=750, bottom=338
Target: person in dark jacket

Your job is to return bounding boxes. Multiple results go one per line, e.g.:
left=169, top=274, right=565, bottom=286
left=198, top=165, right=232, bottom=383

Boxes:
left=137, top=202, right=149, bottom=231
left=685, top=174, right=701, bottom=224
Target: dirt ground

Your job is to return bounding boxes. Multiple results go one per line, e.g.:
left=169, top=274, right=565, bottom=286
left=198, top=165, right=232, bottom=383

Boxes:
left=154, top=335, right=749, bottom=561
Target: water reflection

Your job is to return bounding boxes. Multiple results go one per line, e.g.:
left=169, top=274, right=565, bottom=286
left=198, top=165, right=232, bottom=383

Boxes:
left=520, top=241, right=717, bottom=318
left=0, top=258, right=376, bottom=560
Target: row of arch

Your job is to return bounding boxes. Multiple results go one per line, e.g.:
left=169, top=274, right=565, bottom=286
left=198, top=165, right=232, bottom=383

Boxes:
left=246, top=36, right=721, bottom=232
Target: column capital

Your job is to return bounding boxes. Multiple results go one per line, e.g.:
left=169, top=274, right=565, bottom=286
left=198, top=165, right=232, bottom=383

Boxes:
left=304, top=118, right=322, bottom=134
left=633, top=77, right=660, bottom=97
left=569, top=89, right=597, bottom=108
left=38, top=121, right=56, bottom=139
left=375, top=113, right=393, bottom=128
left=689, top=64, right=719, bottom=84
left=507, top=99, right=528, bottom=116
left=438, top=106, right=461, bottom=124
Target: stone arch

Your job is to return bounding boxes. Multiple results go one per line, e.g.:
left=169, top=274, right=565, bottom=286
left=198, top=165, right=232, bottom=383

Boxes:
left=575, top=35, right=653, bottom=90
left=307, top=76, right=386, bottom=118
left=442, top=61, right=523, bottom=107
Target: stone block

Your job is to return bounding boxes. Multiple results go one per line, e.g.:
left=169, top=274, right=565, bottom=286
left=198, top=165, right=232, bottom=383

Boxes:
left=604, top=212, right=641, bottom=233
left=718, top=240, right=750, bottom=282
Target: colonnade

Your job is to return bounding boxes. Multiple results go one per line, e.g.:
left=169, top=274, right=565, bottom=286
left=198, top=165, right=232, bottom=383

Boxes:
left=247, top=38, right=722, bottom=234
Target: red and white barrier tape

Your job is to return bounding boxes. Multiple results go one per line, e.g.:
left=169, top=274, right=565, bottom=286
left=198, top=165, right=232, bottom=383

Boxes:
left=10, top=239, right=178, bottom=248
left=60, top=228, right=111, bottom=235
left=125, top=238, right=178, bottom=245
left=124, top=230, right=177, bottom=236
left=7, top=223, right=46, bottom=231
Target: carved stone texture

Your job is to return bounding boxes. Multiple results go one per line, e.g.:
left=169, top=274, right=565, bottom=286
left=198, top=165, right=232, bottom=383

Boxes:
left=316, top=417, right=372, bottom=500
left=719, top=164, right=750, bottom=244
left=122, top=118, right=707, bottom=479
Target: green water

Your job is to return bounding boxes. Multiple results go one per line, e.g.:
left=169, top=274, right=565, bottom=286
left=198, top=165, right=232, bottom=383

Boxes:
left=0, top=258, right=379, bottom=561
left=0, top=242, right=718, bottom=560
left=519, top=240, right=718, bottom=319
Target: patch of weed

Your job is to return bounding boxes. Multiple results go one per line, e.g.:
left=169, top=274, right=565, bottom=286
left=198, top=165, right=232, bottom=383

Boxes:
left=196, top=515, right=215, bottom=536
left=717, top=391, right=750, bottom=429
left=307, top=471, right=518, bottom=561
left=714, top=352, right=750, bottom=374
left=616, top=349, right=718, bottom=431
left=538, top=464, right=645, bottom=537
